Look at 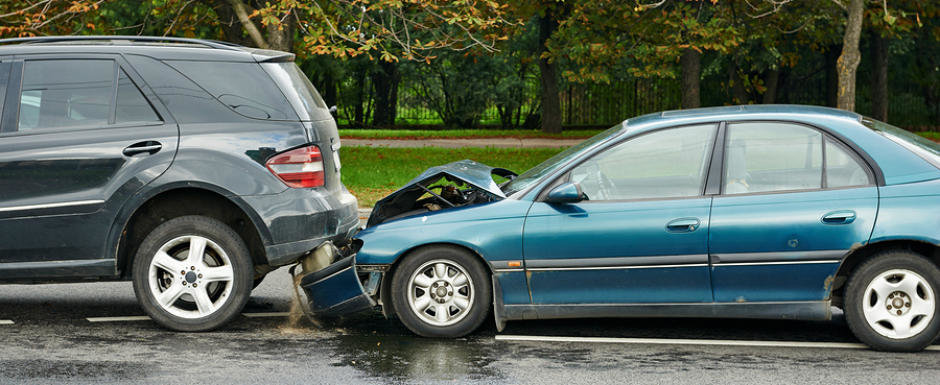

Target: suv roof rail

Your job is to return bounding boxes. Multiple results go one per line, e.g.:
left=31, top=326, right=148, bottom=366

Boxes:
left=0, top=35, right=246, bottom=51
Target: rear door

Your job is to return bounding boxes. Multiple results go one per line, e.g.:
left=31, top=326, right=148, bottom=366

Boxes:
left=0, top=54, right=178, bottom=278
left=708, top=121, right=878, bottom=302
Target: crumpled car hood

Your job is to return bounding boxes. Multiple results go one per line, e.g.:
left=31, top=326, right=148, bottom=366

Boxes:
left=367, top=159, right=512, bottom=227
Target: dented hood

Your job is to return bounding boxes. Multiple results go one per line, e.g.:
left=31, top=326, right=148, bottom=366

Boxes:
left=367, top=160, right=509, bottom=227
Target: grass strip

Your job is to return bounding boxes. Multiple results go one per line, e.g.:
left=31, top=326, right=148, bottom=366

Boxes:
left=340, top=146, right=564, bottom=207
left=339, top=129, right=603, bottom=140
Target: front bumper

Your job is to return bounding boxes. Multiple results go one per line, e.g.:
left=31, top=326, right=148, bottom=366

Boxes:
left=297, top=244, right=385, bottom=318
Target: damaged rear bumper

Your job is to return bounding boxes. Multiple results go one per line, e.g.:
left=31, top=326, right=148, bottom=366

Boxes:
left=297, top=244, right=386, bottom=318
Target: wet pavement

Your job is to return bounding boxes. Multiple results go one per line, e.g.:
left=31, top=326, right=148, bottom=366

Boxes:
left=1, top=268, right=938, bottom=384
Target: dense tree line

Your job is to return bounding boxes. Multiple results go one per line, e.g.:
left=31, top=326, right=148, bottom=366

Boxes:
left=0, top=1, right=936, bottom=131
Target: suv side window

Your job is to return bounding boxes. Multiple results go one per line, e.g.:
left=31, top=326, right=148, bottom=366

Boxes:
left=0, top=61, right=9, bottom=125
left=115, top=68, right=160, bottom=123
left=569, top=124, right=716, bottom=200
left=19, top=59, right=115, bottom=131
left=723, top=122, right=823, bottom=194
left=167, top=61, right=297, bottom=121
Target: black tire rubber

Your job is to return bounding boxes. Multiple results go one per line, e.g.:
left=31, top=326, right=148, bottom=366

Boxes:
left=131, top=215, right=253, bottom=332
left=252, top=274, right=267, bottom=290
left=390, top=245, right=491, bottom=338
left=844, top=249, right=940, bottom=352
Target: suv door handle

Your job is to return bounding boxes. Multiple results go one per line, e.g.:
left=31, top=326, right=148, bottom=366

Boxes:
left=666, top=218, right=700, bottom=233
left=123, top=141, right=162, bottom=156
left=822, top=210, right=856, bottom=224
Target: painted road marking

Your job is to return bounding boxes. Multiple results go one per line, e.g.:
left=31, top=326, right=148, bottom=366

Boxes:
left=242, top=312, right=291, bottom=318
left=86, top=316, right=151, bottom=323
left=495, top=335, right=940, bottom=351
left=0, top=320, right=13, bottom=325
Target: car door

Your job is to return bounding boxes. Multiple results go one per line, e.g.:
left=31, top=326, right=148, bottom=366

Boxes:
left=708, top=121, right=878, bottom=302
left=0, top=55, right=178, bottom=278
left=522, top=124, right=718, bottom=304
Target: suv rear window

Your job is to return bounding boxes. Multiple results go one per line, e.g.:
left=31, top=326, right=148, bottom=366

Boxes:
left=261, top=62, right=328, bottom=121
left=863, top=118, right=940, bottom=169
left=168, top=61, right=298, bottom=121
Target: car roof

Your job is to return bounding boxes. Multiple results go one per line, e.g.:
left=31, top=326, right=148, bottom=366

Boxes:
left=0, top=35, right=293, bottom=62
left=623, top=104, right=861, bottom=131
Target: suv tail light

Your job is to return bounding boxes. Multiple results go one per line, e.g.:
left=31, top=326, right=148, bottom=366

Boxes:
left=266, top=146, right=325, bottom=188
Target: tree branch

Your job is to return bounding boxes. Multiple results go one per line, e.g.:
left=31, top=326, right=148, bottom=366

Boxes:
left=226, top=0, right=269, bottom=49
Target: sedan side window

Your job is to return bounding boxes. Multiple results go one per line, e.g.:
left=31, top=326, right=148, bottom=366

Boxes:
left=723, top=122, right=822, bottom=194
left=19, top=59, right=115, bottom=131
left=569, top=124, right=716, bottom=201
left=826, top=138, right=871, bottom=188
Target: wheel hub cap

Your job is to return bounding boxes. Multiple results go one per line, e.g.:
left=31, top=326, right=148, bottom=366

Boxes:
left=863, top=269, right=935, bottom=339
left=147, top=235, right=235, bottom=319
left=407, top=260, right=474, bottom=327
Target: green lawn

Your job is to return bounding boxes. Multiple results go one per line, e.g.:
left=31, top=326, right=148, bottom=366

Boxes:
left=340, top=146, right=564, bottom=207
left=918, top=131, right=939, bottom=141
left=339, top=128, right=604, bottom=140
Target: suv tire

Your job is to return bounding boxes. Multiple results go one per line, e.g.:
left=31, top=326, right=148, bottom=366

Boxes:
left=132, top=215, right=253, bottom=332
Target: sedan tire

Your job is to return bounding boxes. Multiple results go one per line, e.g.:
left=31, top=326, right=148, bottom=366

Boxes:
left=132, top=215, right=253, bottom=332
left=391, top=246, right=491, bottom=338
left=844, top=250, right=940, bottom=352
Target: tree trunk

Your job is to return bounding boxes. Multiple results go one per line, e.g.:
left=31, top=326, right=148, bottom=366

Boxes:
left=227, top=0, right=269, bottom=49
left=353, top=67, right=367, bottom=126
left=763, top=68, right=779, bottom=104
left=870, top=31, right=889, bottom=121
left=727, top=60, right=747, bottom=104
left=825, top=46, right=840, bottom=107
left=680, top=49, right=701, bottom=109
left=265, top=14, right=295, bottom=52
left=538, top=10, right=562, bottom=133
left=371, top=61, right=399, bottom=126
left=836, top=0, right=865, bottom=111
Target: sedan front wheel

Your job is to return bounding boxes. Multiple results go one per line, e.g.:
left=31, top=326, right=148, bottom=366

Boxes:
left=391, top=246, right=491, bottom=337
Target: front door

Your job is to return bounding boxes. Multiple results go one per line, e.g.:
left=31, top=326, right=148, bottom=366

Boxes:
left=708, top=121, right=878, bottom=302
left=523, top=124, right=718, bottom=304
left=0, top=56, right=178, bottom=278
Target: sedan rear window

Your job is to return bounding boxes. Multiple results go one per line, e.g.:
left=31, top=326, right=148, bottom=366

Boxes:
left=862, top=118, right=940, bottom=170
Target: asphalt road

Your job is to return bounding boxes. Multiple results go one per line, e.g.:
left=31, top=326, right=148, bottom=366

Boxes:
left=1, top=268, right=938, bottom=384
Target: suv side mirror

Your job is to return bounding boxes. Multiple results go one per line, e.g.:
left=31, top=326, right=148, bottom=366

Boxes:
left=329, top=105, right=338, bottom=114
left=546, top=182, right=586, bottom=204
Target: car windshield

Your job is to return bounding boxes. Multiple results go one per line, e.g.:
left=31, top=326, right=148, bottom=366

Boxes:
left=862, top=118, right=940, bottom=169
left=502, top=124, right=624, bottom=196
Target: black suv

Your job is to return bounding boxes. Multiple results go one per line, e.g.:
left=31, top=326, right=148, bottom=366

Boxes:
left=0, top=36, right=359, bottom=331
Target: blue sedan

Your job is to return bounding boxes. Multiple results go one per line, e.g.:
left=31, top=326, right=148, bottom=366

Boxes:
left=299, top=105, right=940, bottom=352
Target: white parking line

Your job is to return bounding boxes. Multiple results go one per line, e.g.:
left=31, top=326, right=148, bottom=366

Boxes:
left=86, top=316, right=151, bottom=323
left=495, top=335, right=940, bottom=351
left=242, top=312, right=291, bottom=318
left=0, top=320, right=13, bottom=325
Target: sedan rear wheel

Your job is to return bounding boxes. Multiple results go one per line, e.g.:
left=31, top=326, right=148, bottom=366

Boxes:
left=845, top=250, right=940, bottom=352
left=391, top=246, right=490, bottom=337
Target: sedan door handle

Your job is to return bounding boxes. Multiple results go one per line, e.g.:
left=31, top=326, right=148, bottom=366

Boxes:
left=666, top=218, right=700, bottom=233
left=123, top=141, right=162, bottom=156
left=822, top=210, right=856, bottom=224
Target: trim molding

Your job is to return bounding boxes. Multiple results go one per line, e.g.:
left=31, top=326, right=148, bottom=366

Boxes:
left=712, top=250, right=848, bottom=264
left=528, top=263, right=708, bottom=272
left=499, top=300, right=832, bottom=322
left=0, top=199, right=105, bottom=213
left=526, top=254, right=708, bottom=269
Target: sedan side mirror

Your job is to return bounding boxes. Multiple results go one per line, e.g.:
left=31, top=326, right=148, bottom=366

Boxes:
left=329, top=105, right=338, bottom=114
left=546, top=182, right=586, bottom=204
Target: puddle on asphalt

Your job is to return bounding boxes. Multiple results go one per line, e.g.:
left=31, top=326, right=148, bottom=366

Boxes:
left=328, top=332, right=503, bottom=382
